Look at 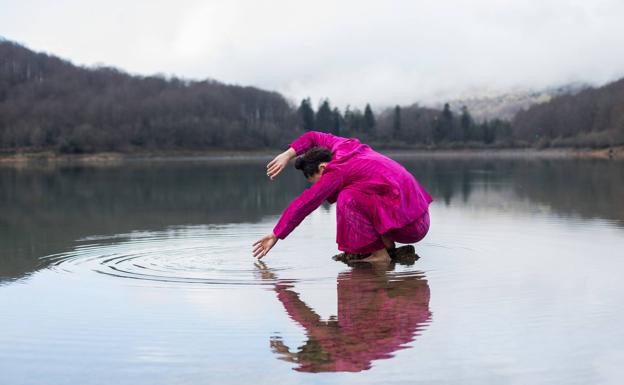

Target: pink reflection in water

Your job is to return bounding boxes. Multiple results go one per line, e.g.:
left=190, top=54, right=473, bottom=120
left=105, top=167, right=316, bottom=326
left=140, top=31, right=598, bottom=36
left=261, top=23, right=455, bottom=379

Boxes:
left=266, top=266, right=431, bottom=372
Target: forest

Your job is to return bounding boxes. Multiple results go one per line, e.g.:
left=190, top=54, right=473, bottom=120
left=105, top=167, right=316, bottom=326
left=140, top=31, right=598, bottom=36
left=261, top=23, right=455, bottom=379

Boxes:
left=512, top=78, right=624, bottom=148
left=0, top=39, right=296, bottom=152
left=1, top=39, right=623, bottom=154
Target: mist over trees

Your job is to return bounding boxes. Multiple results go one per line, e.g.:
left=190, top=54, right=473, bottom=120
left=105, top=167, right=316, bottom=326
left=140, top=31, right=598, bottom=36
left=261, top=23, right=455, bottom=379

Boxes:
left=1, top=39, right=623, bottom=154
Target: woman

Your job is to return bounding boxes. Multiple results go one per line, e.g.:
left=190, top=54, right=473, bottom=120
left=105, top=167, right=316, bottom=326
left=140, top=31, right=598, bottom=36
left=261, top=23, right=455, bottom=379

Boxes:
left=252, top=131, right=432, bottom=262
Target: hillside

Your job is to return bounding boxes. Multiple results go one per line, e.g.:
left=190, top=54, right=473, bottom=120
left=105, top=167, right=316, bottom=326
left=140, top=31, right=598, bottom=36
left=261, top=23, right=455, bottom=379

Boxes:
left=0, top=39, right=296, bottom=153
left=1, top=38, right=623, bottom=154
left=512, top=78, right=624, bottom=147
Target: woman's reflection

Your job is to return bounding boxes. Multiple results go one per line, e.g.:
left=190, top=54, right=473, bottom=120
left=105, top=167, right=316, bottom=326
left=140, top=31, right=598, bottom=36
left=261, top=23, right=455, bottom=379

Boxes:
left=257, top=263, right=432, bottom=372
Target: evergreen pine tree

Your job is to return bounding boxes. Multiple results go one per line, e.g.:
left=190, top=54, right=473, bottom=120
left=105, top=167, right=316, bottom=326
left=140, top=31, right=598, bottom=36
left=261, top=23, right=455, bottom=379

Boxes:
left=363, top=103, right=376, bottom=135
left=434, top=103, right=453, bottom=144
left=393, top=105, right=401, bottom=139
left=331, top=107, right=343, bottom=135
left=297, top=98, right=315, bottom=131
left=481, top=120, right=493, bottom=144
left=315, top=99, right=333, bottom=133
left=460, top=105, right=473, bottom=142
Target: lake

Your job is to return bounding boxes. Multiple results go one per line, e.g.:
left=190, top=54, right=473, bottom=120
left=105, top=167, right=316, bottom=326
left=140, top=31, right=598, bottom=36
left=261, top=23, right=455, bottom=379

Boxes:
left=1, top=156, right=623, bottom=384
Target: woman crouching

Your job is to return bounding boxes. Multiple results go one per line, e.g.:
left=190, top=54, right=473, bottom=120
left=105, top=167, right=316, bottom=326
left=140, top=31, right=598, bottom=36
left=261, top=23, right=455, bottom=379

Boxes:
left=252, top=131, right=432, bottom=263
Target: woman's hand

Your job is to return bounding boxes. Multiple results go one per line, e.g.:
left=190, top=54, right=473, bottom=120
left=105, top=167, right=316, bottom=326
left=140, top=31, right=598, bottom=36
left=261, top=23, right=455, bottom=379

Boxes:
left=267, top=148, right=296, bottom=180
left=252, top=233, right=278, bottom=259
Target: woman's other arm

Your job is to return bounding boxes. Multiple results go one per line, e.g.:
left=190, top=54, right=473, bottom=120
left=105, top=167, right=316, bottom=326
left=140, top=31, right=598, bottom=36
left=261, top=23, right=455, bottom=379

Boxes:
left=267, top=147, right=296, bottom=180
left=267, top=132, right=347, bottom=180
left=289, top=131, right=346, bottom=156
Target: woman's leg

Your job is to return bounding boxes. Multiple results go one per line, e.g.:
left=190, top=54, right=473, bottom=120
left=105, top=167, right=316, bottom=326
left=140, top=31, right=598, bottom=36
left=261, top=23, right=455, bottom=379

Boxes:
left=335, top=189, right=386, bottom=255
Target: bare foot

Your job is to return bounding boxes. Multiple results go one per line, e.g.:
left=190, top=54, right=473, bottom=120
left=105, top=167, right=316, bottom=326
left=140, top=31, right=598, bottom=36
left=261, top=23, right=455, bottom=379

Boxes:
left=361, top=248, right=391, bottom=263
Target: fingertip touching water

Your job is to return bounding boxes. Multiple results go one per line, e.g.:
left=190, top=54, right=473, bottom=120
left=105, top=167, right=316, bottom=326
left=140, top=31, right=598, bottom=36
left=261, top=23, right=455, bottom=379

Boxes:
left=252, top=131, right=433, bottom=263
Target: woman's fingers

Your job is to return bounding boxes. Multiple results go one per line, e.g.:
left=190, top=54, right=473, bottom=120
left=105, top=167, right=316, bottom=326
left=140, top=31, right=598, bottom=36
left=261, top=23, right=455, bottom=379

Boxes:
left=269, top=161, right=283, bottom=171
left=267, top=163, right=281, bottom=174
left=267, top=164, right=280, bottom=175
left=253, top=233, right=276, bottom=258
left=271, top=164, right=284, bottom=174
left=268, top=166, right=284, bottom=180
left=253, top=238, right=268, bottom=258
left=267, top=155, right=289, bottom=180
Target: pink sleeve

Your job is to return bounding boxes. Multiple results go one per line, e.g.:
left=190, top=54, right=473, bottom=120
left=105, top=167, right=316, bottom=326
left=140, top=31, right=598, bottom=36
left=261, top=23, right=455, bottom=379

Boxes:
left=274, top=285, right=321, bottom=330
left=289, top=131, right=347, bottom=155
left=273, top=170, right=343, bottom=239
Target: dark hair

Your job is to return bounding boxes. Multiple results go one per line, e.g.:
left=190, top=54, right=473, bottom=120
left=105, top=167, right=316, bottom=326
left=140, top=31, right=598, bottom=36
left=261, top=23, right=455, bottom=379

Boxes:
left=294, top=147, right=332, bottom=178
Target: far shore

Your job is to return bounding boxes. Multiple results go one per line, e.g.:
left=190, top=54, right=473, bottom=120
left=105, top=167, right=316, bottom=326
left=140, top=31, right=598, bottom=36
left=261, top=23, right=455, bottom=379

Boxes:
left=1, top=146, right=623, bottom=165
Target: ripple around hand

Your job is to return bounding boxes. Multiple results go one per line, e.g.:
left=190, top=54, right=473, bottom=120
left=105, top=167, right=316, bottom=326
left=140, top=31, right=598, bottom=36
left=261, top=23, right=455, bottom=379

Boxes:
left=40, top=226, right=296, bottom=288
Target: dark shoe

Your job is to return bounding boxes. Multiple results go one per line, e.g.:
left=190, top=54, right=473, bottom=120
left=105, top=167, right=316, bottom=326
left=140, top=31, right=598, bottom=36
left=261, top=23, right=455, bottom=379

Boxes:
left=387, top=245, right=419, bottom=266
left=387, top=245, right=415, bottom=259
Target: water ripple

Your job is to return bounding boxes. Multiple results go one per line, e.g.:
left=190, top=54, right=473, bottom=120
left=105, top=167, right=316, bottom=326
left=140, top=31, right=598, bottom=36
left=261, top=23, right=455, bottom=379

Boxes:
left=41, top=226, right=294, bottom=287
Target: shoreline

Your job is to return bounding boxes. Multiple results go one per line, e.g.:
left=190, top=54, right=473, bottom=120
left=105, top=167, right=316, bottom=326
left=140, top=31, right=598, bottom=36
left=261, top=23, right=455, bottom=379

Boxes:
left=1, top=146, right=623, bottom=165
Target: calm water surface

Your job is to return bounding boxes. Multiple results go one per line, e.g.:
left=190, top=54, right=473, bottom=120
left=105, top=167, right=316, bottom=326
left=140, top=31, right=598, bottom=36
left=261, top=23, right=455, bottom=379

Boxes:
left=1, top=157, right=623, bottom=384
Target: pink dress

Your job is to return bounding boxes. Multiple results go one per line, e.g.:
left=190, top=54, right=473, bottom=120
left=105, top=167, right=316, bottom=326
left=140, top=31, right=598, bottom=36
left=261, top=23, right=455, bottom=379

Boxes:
left=273, top=131, right=432, bottom=254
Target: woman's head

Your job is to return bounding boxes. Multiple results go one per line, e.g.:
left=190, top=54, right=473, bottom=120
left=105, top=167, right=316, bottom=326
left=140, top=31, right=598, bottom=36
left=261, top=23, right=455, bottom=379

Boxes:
left=294, top=146, right=332, bottom=183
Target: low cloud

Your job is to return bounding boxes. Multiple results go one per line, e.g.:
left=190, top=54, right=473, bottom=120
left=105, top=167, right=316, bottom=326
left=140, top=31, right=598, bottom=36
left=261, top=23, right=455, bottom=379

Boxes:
left=2, top=0, right=624, bottom=109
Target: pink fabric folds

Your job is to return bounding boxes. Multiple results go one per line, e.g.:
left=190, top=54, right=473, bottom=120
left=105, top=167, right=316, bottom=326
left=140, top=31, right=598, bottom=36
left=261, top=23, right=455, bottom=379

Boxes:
left=273, top=132, right=432, bottom=250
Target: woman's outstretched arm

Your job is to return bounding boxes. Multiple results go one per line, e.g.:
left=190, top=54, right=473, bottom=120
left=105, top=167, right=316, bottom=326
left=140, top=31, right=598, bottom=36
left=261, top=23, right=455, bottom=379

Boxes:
left=272, top=170, right=343, bottom=240
left=252, top=170, right=343, bottom=259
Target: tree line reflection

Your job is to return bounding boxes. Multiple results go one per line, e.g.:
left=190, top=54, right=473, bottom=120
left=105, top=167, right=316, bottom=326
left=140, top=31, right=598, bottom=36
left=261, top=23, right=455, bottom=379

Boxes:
left=1, top=157, right=622, bottom=281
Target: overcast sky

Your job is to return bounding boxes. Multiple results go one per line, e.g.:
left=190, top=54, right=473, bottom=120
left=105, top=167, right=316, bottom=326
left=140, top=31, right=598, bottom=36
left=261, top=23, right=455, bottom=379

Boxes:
left=2, top=0, right=624, bottom=109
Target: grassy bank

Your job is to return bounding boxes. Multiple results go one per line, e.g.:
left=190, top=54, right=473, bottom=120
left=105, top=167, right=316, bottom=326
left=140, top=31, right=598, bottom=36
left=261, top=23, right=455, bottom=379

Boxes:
left=1, top=146, right=623, bottom=165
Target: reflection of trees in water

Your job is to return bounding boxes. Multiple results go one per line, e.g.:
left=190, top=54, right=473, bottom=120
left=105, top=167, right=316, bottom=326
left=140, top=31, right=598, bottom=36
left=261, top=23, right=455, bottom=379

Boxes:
left=511, top=159, right=624, bottom=223
left=260, top=264, right=431, bottom=372
left=0, top=161, right=307, bottom=281
left=403, top=158, right=624, bottom=224
left=2, top=157, right=622, bottom=282
left=403, top=158, right=511, bottom=206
